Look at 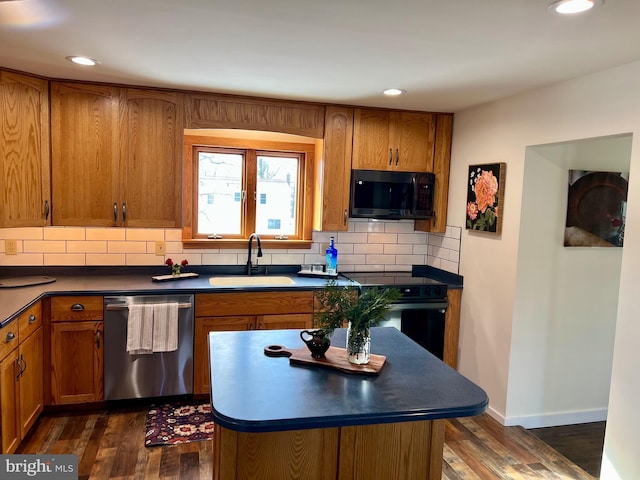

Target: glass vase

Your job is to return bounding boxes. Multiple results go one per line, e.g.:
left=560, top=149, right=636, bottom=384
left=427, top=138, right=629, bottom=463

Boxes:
left=346, top=322, right=370, bottom=365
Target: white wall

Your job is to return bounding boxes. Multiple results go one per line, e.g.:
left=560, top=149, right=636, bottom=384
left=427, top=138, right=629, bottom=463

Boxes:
left=451, top=61, right=640, bottom=479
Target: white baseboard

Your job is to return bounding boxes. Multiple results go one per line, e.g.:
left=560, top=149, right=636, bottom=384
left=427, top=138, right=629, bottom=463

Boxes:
left=502, top=408, right=608, bottom=429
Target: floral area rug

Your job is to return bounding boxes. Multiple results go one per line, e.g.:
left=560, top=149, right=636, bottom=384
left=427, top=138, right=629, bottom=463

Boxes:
left=145, top=402, right=214, bottom=446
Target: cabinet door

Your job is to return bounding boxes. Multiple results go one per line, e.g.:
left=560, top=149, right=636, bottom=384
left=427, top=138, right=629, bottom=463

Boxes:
left=414, top=114, right=453, bottom=233
left=0, top=71, right=50, bottom=227
left=391, top=111, right=435, bottom=172
left=0, top=348, right=20, bottom=453
left=121, top=89, right=184, bottom=227
left=257, top=313, right=312, bottom=330
left=18, top=327, right=43, bottom=438
left=194, top=316, right=254, bottom=395
left=51, top=82, right=121, bottom=226
left=352, top=109, right=392, bottom=170
left=315, top=106, right=353, bottom=231
left=50, top=321, right=103, bottom=404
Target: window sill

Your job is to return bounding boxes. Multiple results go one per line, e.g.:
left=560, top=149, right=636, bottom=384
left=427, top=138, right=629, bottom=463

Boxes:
left=182, top=239, right=313, bottom=250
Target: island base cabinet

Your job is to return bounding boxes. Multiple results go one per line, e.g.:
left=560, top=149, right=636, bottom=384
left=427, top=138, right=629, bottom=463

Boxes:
left=213, top=420, right=444, bottom=480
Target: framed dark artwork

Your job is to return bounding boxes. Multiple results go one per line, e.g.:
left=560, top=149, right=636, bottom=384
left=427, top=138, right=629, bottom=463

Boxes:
left=564, top=170, right=628, bottom=247
left=466, top=163, right=506, bottom=234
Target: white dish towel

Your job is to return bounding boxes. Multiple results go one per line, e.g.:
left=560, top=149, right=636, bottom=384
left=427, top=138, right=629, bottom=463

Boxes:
left=152, top=302, right=179, bottom=353
left=126, top=304, right=154, bottom=354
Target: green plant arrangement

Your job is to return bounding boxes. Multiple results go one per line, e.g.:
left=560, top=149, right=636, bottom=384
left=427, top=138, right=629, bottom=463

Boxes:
left=313, top=279, right=402, bottom=364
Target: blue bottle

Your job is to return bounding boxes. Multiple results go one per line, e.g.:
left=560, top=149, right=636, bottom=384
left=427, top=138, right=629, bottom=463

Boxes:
left=325, top=236, right=338, bottom=275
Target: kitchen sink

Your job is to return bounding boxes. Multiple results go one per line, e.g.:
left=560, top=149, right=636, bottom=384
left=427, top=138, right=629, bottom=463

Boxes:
left=208, top=276, right=296, bottom=286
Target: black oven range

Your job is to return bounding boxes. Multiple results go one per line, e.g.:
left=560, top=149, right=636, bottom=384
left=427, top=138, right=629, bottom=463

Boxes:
left=343, top=271, right=448, bottom=360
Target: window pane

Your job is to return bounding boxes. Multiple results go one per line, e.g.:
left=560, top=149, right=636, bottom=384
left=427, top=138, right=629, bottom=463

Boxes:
left=198, top=151, right=243, bottom=235
left=255, top=156, right=298, bottom=235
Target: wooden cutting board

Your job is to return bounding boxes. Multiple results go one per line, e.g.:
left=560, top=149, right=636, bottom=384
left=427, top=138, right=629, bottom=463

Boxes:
left=264, top=345, right=386, bottom=375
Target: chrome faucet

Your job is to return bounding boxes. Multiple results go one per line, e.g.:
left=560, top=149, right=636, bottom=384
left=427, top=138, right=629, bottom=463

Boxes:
left=247, top=233, right=263, bottom=275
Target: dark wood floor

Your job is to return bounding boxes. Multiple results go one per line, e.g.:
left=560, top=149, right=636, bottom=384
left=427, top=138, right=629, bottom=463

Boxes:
left=17, top=405, right=600, bottom=479
left=528, top=422, right=605, bottom=478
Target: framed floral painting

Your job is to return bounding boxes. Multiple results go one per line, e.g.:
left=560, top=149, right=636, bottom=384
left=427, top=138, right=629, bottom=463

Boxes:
left=466, top=162, right=506, bottom=234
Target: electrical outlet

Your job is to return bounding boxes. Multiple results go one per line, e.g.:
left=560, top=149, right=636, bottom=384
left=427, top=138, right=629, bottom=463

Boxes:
left=5, top=239, right=18, bottom=255
left=320, top=242, right=330, bottom=253
left=155, top=241, right=166, bottom=256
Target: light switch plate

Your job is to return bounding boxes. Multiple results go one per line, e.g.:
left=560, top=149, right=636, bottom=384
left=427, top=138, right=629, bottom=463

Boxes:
left=155, top=241, right=166, bottom=256
left=5, top=239, right=18, bottom=255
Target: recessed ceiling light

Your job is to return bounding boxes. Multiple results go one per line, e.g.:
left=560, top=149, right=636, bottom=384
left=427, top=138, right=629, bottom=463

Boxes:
left=383, top=88, right=406, bottom=96
left=65, top=56, right=98, bottom=66
left=548, top=0, right=603, bottom=15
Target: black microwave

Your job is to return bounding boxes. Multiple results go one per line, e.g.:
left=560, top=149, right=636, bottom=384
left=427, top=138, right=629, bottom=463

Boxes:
left=349, top=169, right=435, bottom=220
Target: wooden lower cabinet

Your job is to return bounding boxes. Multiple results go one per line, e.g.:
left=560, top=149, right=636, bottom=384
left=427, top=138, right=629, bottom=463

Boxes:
left=50, top=321, right=103, bottom=404
left=213, top=419, right=444, bottom=480
left=0, top=320, right=44, bottom=454
left=194, top=313, right=313, bottom=395
left=194, top=292, right=314, bottom=395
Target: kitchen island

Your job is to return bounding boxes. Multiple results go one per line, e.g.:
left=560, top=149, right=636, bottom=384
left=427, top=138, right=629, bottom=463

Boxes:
left=208, top=327, right=488, bottom=480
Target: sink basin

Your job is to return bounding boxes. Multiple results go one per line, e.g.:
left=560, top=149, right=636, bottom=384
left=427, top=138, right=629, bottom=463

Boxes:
left=208, top=276, right=296, bottom=286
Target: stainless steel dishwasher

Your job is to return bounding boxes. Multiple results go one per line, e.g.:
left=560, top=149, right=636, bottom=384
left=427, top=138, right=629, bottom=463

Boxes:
left=103, top=295, right=194, bottom=400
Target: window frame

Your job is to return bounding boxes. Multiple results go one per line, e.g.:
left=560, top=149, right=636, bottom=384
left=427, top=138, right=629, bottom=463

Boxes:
left=182, top=133, right=315, bottom=249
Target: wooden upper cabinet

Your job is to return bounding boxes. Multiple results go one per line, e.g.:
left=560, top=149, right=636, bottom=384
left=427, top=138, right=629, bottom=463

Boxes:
left=415, top=114, right=453, bottom=233
left=314, top=106, right=353, bottom=231
left=51, top=82, right=121, bottom=226
left=121, top=89, right=184, bottom=227
left=0, top=71, right=50, bottom=227
left=51, top=82, right=184, bottom=227
left=352, top=108, right=435, bottom=172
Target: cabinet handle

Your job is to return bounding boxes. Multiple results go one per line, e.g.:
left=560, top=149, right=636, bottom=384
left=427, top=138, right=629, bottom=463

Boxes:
left=257, top=323, right=263, bottom=329
left=28, top=314, right=36, bottom=324
left=343, top=209, right=348, bottom=226
left=248, top=323, right=254, bottom=330
left=113, top=203, right=118, bottom=222
left=44, top=200, right=50, bottom=220
left=20, top=354, right=27, bottom=377
left=433, top=210, right=437, bottom=227
left=6, top=331, right=16, bottom=342
left=96, top=329, right=102, bottom=349
left=122, top=202, right=126, bottom=222
left=15, top=358, right=21, bottom=380
left=395, top=148, right=399, bottom=165
left=389, top=148, right=393, bottom=165
left=70, top=303, right=85, bottom=312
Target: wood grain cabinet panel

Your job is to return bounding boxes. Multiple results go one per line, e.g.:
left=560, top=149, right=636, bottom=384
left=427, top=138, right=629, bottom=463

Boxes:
left=120, top=89, right=184, bottom=227
left=186, top=93, right=325, bottom=138
left=0, top=302, right=44, bottom=453
left=415, top=113, right=453, bottom=233
left=314, top=106, right=353, bottom=231
left=50, top=320, right=103, bottom=405
left=51, top=82, right=184, bottom=227
left=51, top=296, right=104, bottom=321
left=51, top=82, right=121, bottom=226
left=0, top=70, right=50, bottom=227
left=352, top=108, right=435, bottom=173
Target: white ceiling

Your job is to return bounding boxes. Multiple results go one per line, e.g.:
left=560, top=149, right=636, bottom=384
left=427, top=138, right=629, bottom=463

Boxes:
left=2, top=0, right=640, bottom=113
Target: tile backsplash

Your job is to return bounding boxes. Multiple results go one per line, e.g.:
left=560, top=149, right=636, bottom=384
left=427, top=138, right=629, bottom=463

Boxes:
left=0, top=219, right=461, bottom=274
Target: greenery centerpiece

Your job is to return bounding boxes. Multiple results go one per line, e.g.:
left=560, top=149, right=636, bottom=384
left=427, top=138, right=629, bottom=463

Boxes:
left=313, top=279, right=402, bottom=364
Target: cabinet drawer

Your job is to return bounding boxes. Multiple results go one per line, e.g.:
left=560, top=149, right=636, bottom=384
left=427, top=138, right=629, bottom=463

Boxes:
left=18, top=302, right=42, bottom=340
left=0, top=324, right=19, bottom=361
left=196, top=291, right=314, bottom=317
left=51, top=296, right=104, bottom=321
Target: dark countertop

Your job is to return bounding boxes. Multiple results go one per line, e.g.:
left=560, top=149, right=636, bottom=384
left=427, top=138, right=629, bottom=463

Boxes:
left=207, top=327, right=487, bottom=433
left=0, top=268, right=353, bottom=328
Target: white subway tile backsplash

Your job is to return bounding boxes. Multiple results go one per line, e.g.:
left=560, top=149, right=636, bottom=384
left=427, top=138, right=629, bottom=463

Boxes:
left=126, top=228, right=165, bottom=241
left=1, top=221, right=462, bottom=273
left=44, top=227, right=86, bottom=241
left=24, top=240, right=66, bottom=253
left=45, top=253, right=86, bottom=266
left=86, top=228, right=126, bottom=241
left=67, top=241, right=107, bottom=254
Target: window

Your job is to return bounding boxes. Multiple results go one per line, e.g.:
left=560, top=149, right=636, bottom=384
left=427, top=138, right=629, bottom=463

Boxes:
left=183, top=133, right=315, bottom=248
